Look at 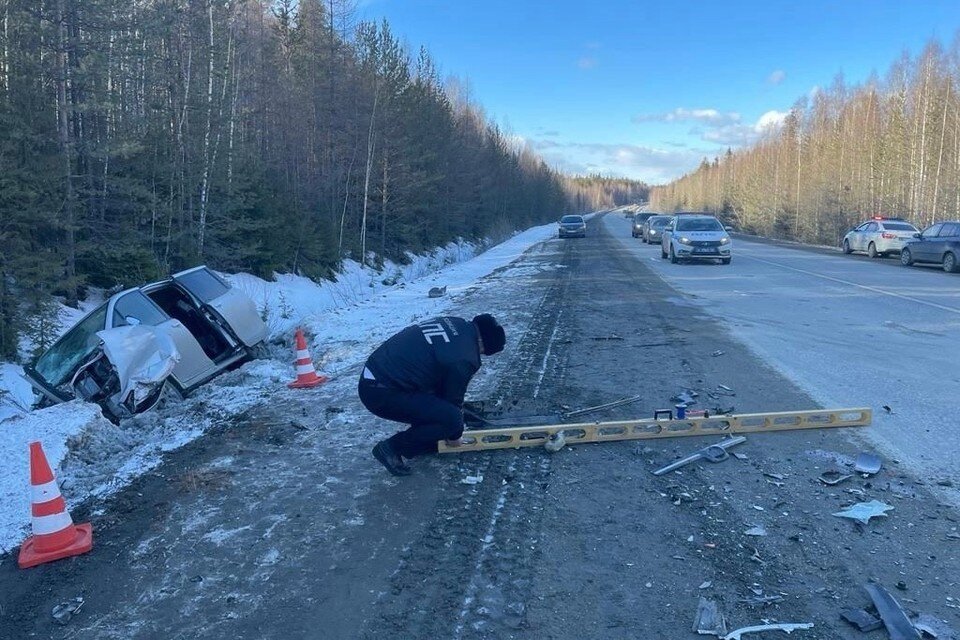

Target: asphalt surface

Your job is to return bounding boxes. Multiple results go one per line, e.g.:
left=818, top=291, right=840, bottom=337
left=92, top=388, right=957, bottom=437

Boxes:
left=610, top=215, right=960, bottom=496
left=2, top=213, right=960, bottom=639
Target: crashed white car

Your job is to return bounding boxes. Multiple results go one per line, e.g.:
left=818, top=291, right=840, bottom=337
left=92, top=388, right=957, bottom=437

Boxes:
left=24, top=266, right=268, bottom=421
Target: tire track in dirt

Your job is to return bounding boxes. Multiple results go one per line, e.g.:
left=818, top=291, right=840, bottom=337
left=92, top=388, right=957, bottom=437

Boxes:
left=361, top=239, right=577, bottom=639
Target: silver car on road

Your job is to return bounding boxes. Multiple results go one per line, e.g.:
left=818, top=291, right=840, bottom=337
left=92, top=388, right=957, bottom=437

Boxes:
left=842, top=217, right=919, bottom=258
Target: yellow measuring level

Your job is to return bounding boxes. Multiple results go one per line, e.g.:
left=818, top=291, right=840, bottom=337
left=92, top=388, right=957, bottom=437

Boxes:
left=439, top=407, right=872, bottom=454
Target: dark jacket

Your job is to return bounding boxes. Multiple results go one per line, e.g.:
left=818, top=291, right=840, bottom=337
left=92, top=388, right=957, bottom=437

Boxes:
left=363, top=317, right=481, bottom=407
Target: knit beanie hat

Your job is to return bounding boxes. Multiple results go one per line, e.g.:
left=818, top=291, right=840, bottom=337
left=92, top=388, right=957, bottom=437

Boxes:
left=473, top=314, right=506, bottom=355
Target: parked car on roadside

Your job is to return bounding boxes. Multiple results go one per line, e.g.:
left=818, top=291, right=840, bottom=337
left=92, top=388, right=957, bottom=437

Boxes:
left=842, top=217, right=919, bottom=258
left=558, top=215, right=587, bottom=238
left=23, top=266, right=269, bottom=421
left=631, top=212, right=655, bottom=237
left=900, top=221, right=960, bottom=272
left=661, top=214, right=733, bottom=264
left=643, top=215, right=672, bottom=244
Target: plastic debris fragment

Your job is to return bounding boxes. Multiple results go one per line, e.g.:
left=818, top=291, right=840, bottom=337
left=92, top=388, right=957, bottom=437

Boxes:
left=833, top=500, right=894, bottom=525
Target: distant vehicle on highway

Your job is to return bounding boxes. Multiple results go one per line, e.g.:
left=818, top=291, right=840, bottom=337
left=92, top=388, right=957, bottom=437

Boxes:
left=842, top=217, right=919, bottom=258
left=631, top=212, right=655, bottom=237
left=558, top=214, right=587, bottom=238
left=643, top=215, right=672, bottom=244
left=900, top=221, right=960, bottom=272
left=661, top=214, right=732, bottom=264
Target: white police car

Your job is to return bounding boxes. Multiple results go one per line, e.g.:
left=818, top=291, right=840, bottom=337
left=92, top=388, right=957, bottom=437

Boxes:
left=660, top=214, right=732, bottom=264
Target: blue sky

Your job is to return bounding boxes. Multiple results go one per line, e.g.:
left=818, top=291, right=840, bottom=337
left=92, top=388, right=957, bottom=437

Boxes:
left=358, top=1, right=960, bottom=184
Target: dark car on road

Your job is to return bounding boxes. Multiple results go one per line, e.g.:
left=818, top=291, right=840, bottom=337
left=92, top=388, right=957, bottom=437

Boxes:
left=643, top=215, right=672, bottom=244
left=900, top=221, right=960, bottom=272
left=631, top=212, right=655, bottom=238
left=558, top=215, right=587, bottom=238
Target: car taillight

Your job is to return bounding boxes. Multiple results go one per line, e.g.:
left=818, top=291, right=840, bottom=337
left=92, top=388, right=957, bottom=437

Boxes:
left=881, top=233, right=895, bottom=239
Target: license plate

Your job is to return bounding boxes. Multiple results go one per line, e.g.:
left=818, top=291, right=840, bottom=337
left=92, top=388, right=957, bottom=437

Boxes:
left=693, top=247, right=717, bottom=254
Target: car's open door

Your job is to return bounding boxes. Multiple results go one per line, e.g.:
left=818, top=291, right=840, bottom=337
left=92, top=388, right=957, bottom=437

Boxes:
left=172, top=267, right=268, bottom=348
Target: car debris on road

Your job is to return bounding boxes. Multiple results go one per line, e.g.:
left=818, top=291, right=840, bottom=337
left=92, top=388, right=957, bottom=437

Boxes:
left=854, top=452, right=883, bottom=476
left=653, top=436, right=746, bottom=476
left=864, top=583, right=922, bottom=640
left=833, top=500, right=895, bottom=525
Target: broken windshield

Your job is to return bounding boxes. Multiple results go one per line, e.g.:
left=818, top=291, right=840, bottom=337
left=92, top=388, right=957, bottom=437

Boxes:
left=33, top=304, right=109, bottom=387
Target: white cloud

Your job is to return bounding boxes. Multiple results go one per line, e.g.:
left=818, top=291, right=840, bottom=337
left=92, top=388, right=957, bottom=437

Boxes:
left=756, top=109, right=788, bottom=131
left=527, top=138, right=710, bottom=183
left=767, top=70, right=786, bottom=85
left=633, top=108, right=741, bottom=126
left=578, top=56, right=598, bottom=70
left=697, top=110, right=788, bottom=145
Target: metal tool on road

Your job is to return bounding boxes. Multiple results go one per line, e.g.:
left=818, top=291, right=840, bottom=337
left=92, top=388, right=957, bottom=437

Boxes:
left=438, top=407, right=871, bottom=453
left=562, top=394, right=642, bottom=418
left=653, top=436, right=746, bottom=476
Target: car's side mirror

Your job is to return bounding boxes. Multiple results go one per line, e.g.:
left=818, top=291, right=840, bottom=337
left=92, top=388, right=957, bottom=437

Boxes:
left=125, top=316, right=142, bottom=326
left=913, top=233, right=922, bottom=239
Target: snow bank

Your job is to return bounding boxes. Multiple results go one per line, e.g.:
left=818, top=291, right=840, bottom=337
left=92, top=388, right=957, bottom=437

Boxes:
left=0, top=214, right=579, bottom=553
left=0, top=401, right=112, bottom=552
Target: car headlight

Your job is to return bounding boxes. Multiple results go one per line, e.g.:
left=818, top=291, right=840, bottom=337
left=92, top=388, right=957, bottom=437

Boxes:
left=720, top=237, right=730, bottom=245
left=677, top=236, right=692, bottom=245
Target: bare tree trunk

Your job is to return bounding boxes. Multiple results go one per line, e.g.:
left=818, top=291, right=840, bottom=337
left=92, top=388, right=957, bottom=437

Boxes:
left=55, top=0, right=77, bottom=304
left=337, top=143, right=358, bottom=258
left=916, top=61, right=931, bottom=223
left=197, top=0, right=216, bottom=256
left=227, top=51, right=241, bottom=194
left=380, top=143, right=388, bottom=255
left=932, top=81, right=950, bottom=216
left=795, top=131, right=802, bottom=238
left=359, top=87, right=379, bottom=264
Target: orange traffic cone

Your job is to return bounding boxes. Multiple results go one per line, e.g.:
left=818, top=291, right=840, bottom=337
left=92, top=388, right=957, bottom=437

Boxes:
left=18, top=441, right=93, bottom=569
left=288, top=328, right=328, bottom=389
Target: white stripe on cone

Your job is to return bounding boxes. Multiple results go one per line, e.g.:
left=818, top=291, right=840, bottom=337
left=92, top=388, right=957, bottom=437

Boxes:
left=296, top=364, right=315, bottom=375
left=32, top=479, right=62, bottom=504
left=296, top=349, right=310, bottom=360
left=32, top=511, right=74, bottom=536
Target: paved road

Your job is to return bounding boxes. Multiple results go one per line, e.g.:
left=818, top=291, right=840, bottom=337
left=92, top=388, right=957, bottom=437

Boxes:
left=2, top=214, right=959, bottom=639
left=606, top=215, right=960, bottom=496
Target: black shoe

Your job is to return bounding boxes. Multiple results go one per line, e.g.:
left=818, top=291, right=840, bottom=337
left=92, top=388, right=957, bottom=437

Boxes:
left=372, top=440, right=412, bottom=476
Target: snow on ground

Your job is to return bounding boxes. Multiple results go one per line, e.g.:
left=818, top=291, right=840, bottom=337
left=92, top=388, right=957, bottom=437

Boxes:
left=0, top=215, right=585, bottom=552
left=0, top=401, right=111, bottom=553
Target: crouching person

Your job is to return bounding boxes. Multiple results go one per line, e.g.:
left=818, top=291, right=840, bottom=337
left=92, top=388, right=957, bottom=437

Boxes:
left=358, top=315, right=506, bottom=476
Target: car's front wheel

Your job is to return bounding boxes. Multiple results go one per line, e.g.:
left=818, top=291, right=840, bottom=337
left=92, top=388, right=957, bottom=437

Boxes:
left=721, top=257, right=731, bottom=265
left=246, top=341, right=271, bottom=360
left=670, top=246, right=678, bottom=264
left=842, top=239, right=852, bottom=254
left=901, top=247, right=914, bottom=266
left=944, top=252, right=959, bottom=273
left=661, top=246, right=668, bottom=259
left=868, top=242, right=879, bottom=259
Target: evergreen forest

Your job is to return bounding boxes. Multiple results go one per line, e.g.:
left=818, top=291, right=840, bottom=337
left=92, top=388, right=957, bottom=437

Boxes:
left=0, top=0, right=647, bottom=360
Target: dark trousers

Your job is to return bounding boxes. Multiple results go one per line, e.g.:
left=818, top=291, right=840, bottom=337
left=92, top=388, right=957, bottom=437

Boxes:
left=358, top=380, right=464, bottom=458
